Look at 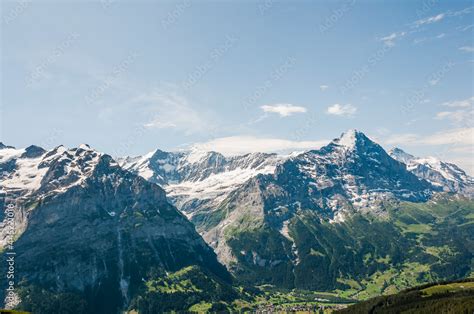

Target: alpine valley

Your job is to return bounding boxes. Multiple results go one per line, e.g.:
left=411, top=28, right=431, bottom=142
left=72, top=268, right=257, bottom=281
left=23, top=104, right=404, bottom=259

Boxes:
left=1, top=130, right=473, bottom=313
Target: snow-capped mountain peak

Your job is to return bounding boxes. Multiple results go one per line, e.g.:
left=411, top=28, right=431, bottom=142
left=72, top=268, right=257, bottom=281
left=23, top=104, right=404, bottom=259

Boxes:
left=389, top=147, right=473, bottom=196
left=0, top=144, right=105, bottom=198
left=326, top=130, right=388, bottom=162
left=334, top=129, right=359, bottom=149
left=388, top=147, right=415, bottom=164
left=120, top=148, right=283, bottom=218
left=271, top=131, right=435, bottom=219
left=78, top=143, right=93, bottom=150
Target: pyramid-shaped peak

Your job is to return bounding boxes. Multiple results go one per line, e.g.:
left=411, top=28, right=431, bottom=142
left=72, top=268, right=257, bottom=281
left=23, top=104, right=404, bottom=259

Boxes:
left=149, top=148, right=175, bottom=161
left=21, top=145, right=46, bottom=158
left=388, top=147, right=416, bottom=164
left=334, top=129, right=371, bottom=149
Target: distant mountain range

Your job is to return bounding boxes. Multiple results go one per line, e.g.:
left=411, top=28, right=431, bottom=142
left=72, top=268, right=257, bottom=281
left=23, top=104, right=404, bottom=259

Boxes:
left=389, top=147, right=474, bottom=196
left=1, top=130, right=473, bottom=312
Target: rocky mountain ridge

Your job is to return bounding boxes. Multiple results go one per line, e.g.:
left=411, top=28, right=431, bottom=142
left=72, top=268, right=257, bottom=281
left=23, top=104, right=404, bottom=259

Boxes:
left=1, top=130, right=472, bottom=311
left=121, top=131, right=473, bottom=225
left=389, top=147, right=474, bottom=197
left=0, top=143, right=230, bottom=312
left=119, top=149, right=281, bottom=219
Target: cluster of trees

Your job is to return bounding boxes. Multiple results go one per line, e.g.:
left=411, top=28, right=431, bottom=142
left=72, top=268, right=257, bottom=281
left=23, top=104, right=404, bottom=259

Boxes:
left=16, top=286, right=89, bottom=314
left=129, top=266, right=239, bottom=313
left=338, top=279, right=474, bottom=314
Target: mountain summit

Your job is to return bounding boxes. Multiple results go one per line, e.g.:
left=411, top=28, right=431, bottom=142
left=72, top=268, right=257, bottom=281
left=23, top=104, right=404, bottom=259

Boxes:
left=276, top=130, right=435, bottom=214
left=332, top=129, right=365, bottom=149
left=0, top=144, right=230, bottom=312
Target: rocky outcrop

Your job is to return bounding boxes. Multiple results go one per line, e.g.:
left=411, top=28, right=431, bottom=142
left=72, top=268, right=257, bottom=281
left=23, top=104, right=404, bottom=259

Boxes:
left=0, top=145, right=230, bottom=313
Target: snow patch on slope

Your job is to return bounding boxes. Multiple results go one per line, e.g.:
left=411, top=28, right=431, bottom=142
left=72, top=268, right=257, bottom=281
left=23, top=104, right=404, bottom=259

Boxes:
left=1, top=157, right=48, bottom=192
left=337, top=129, right=358, bottom=149
left=167, top=163, right=277, bottom=217
left=0, top=145, right=103, bottom=197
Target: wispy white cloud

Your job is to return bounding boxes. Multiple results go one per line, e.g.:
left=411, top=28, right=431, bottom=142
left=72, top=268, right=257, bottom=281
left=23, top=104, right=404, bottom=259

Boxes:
left=413, top=37, right=427, bottom=45
left=137, top=90, right=215, bottom=135
left=379, top=31, right=406, bottom=47
left=435, top=111, right=466, bottom=122
left=458, top=24, right=474, bottom=32
left=385, top=128, right=474, bottom=146
left=442, top=96, right=474, bottom=107
left=429, top=78, right=441, bottom=86
left=424, top=128, right=473, bottom=145
left=190, top=135, right=329, bottom=156
left=261, top=104, right=307, bottom=117
left=449, top=6, right=474, bottom=17
left=385, top=128, right=474, bottom=175
left=435, top=97, right=474, bottom=124
left=413, top=7, right=472, bottom=28
left=319, top=85, right=329, bottom=91
left=385, top=133, right=420, bottom=145
left=459, top=46, right=474, bottom=52
left=143, top=120, right=177, bottom=129
left=413, top=13, right=445, bottom=27
left=326, top=104, right=357, bottom=117
left=435, top=112, right=474, bottom=129
left=380, top=6, right=473, bottom=47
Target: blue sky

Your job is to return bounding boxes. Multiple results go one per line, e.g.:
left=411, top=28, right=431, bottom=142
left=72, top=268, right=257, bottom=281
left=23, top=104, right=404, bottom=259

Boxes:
left=1, top=1, right=473, bottom=172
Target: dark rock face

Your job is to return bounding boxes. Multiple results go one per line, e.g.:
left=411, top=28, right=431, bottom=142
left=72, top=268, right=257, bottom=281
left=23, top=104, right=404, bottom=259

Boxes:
left=272, top=130, right=435, bottom=212
left=0, top=143, right=15, bottom=150
left=20, top=145, right=46, bottom=159
left=0, top=159, right=17, bottom=178
left=217, top=130, right=437, bottom=230
left=0, top=148, right=230, bottom=313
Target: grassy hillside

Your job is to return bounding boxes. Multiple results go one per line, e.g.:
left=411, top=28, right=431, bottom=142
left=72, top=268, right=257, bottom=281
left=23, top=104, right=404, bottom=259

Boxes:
left=225, top=194, right=474, bottom=295
left=126, top=266, right=256, bottom=313
left=337, top=278, right=474, bottom=314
